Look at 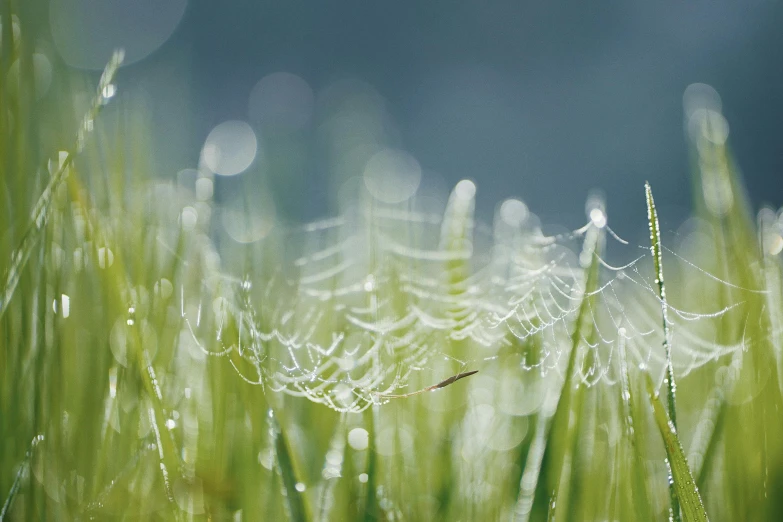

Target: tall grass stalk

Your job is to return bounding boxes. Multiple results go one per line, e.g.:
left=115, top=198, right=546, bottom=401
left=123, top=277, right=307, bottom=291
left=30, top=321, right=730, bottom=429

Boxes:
left=645, top=182, right=681, bottom=521
left=645, top=375, right=709, bottom=522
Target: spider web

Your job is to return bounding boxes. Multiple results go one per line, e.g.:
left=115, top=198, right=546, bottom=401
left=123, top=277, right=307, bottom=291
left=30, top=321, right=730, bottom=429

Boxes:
left=180, top=181, right=761, bottom=412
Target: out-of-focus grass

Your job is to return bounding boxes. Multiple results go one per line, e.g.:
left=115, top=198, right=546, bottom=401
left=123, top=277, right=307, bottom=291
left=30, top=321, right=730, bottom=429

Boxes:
left=3, top=8, right=783, bottom=522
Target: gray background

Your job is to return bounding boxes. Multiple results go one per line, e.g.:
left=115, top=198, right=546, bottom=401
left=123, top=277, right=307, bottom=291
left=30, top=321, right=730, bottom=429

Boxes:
left=60, top=1, right=783, bottom=239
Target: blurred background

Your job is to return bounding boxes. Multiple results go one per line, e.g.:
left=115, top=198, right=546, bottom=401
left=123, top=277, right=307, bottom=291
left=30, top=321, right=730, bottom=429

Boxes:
left=26, top=0, right=783, bottom=239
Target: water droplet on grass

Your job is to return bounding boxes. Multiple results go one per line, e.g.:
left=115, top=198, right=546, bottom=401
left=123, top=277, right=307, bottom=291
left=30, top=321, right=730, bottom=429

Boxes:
left=98, top=247, right=114, bottom=269
left=100, top=83, right=116, bottom=104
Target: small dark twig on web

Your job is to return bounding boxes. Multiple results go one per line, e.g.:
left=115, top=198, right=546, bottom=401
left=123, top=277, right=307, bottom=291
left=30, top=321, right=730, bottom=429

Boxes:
left=377, top=370, right=478, bottom=400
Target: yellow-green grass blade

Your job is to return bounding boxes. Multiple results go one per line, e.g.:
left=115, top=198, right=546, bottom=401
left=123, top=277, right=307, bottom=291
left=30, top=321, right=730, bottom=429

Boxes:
left=646, top=375, right=710, bottom=522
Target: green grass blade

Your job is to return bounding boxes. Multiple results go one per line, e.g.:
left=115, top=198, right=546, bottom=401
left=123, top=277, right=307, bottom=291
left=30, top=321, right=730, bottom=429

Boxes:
left=688, top=368, right=732, bottom=491
left=0, top=464, right=23, bottom=521
left=645, top=182, right=678, bottom=426
left=525, top=221, right=603, bottom=522
left=270, top=408, right=311, bottom=522
left=315, top=414, right=346, bottom=522
left=513, top=412, right=548, bottom=522
left=617, top=331, right=654, bottom=521
left=362, top=405, right=379, bottom=522
left=0, top=434, right=43, bottom=521
left=645, top=181, right=681, bottom=521
left=62, top=174, right=182, bottom=515
left=0, top=49, right=123, bottom=321
left=646, top=375, right=710, bottom=522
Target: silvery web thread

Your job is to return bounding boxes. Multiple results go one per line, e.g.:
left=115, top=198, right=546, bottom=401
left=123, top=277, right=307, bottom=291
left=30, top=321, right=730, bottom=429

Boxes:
left=179, top=186, right=499, bottom=412
left=180, top=193, right=758, bottom=411
left=178, top=211, right=444, bottom=412
left=488, top=211, right=756, bottom=389
left=264, top=199, right=497, bottom=411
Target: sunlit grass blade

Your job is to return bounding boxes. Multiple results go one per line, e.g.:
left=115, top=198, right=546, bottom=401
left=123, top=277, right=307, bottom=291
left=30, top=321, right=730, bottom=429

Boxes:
left=645, top=181, right=680, bottom=521
left=362, top=405, right=379, bottom=522
left=687, top=104, right=783, bottom=518
left=0, top=435, right=43, bottom=521
left=315, top=414, right=346, bottom=522
left=526, top=219, right=604, bottom=522
left=646, top=375, right=710, bottom=522
left=513, top=411, right=548, bottom=522
left=644, top=182, right=677, bottom=425
left=617, top=331, right=654, bottom=521
left=0, top=49, right=123, bottom=321
left=759, top=210, right=783, bottom=397
left=688, top=359, right=735, bottom=492
left=63, top=173, right=182, bottom=517
left=270, top=408, right=311, bottom=522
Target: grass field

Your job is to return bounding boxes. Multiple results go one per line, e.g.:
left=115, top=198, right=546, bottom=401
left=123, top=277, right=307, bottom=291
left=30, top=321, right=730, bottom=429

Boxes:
left=2, top=8, right=783, bottom=521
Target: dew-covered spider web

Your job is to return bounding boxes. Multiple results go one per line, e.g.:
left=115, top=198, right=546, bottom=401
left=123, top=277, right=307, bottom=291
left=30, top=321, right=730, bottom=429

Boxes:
left=179, top=179, right=765, bottom=412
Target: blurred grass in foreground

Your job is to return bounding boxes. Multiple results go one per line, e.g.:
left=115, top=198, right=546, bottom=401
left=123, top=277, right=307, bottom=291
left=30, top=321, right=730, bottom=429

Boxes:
left=3, top=9, right=783, bottom=522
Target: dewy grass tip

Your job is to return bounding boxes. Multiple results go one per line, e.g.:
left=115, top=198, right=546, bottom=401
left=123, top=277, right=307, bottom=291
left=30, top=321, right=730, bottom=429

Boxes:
left=645, top=181, right=681, bottom=521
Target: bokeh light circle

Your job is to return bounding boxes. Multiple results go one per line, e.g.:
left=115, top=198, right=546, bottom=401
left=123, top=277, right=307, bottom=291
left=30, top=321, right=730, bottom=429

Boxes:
left=683, top=83, right=722, bottom=120
left=201, top=121, right=258, bottom=177
left=499, top=199, right=528, bottom=227
left=362, top=148, right=422, bottom=204
left=49, top=0, right=187, bottom=70
left=454, top=179, right=476, bottom=201
left=8, top=53, right=53, bottom=99
left=249, top=72, right=314, bottom=131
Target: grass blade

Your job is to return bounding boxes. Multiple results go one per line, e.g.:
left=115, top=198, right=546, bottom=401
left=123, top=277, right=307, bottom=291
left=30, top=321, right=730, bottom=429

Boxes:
left=270, top=408, right=311, bottom=522
left=512, top=411, right=549, bottom=522
left=315, top=414, right=346, bottom=522
left=0, top=435, right=43, bottom=521
left=362, top=405, right=379, bottom=522
left=646, top=375, right=710, bottom=522
left=645, top=181, right=681, bottom=521
left=0, top=49, right=123, bottom=321
left=524, top=219, right=603, bottom=522
left=617, top=331, right=654, bottom=521
left=645, top=182, right=678, bottom=426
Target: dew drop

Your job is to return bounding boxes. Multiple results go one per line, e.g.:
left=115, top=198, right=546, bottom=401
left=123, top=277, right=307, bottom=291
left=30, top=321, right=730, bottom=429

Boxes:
left=589, top=208, right=607, bottom=229
left=108, top=367, right=117, bottom=398
left=180, top=206, right=198, bottom=230
left=195, top=177, right=214, bottom=201
left=61, top=294, right=70, bottom=318
left=100, top=83, right=116, bottom=104
left=98, top=247, right=114, bottom=269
